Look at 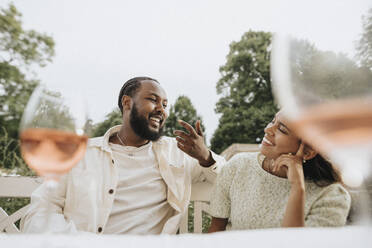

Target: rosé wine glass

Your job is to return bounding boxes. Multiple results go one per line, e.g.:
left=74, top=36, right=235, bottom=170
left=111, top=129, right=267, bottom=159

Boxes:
left=19, top=84, right=88, bottom=184
left=271, top=4, right=372, bottom=225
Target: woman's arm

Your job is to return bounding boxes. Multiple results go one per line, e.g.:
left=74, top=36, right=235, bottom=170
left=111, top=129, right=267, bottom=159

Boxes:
left=282, top=184, right=305, bottom=227
left=207, top=155, right=241, bottom=233
left=208, top=217, right=228, bottom=233
left=273, top=143, right=307, bottom=227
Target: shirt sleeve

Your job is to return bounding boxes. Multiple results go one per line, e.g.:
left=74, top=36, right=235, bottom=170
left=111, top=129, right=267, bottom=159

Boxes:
left=305, top=183, right=351, bottom=227
left=20, top=173, right=80, bottom=233
left=208, top=157, right=238, bottom=219
left=189, top=150, right=227, bottom=184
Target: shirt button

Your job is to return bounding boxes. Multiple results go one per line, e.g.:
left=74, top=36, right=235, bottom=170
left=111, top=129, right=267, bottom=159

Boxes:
left=111, top=159, right=114, bottom=164
left=109, top=189, right=114, bottom=194
left=98, top=227, right=103, bottom=233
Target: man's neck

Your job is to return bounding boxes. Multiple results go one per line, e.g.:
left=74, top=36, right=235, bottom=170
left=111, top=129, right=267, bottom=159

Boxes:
left=118, top=125, right=149, bottom=148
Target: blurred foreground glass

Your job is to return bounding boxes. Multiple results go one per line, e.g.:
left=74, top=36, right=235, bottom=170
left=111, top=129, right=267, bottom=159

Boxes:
left=19, top=84, right=88, bottom=183
left=271, top=7, right=372, bottom=224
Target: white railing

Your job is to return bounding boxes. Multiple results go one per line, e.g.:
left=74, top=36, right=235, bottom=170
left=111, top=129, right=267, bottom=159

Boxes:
left=0, top=176, right=213, bottom=234
left=0, top=144, right=260, bottom=234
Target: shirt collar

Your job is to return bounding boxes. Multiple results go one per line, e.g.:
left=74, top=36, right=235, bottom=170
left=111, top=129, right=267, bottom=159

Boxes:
left=90, top=125, right=166, bottom=153
left=101, top=125, right=122, bottom=152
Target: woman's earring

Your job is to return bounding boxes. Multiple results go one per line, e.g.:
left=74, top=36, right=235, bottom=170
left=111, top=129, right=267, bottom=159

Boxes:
left=303, top=159, right=307, bottom=164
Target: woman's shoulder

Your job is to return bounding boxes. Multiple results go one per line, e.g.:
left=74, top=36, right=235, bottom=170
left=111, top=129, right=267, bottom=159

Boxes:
left=228, top=152, right=258, bottom=165
left=322, top=183, right=351, bottom=200
left=307, top=182, right=351, bottom=205
left=221, top=152, right=259, bottom=173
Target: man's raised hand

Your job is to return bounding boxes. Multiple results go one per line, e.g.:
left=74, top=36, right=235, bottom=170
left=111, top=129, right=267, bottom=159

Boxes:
left=173, top=120, right=215, bottom=167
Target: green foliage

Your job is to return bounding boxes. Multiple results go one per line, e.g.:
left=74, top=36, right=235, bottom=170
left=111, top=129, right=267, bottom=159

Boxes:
left=187, top=202, right=212, bottom=233
left=0, top=4, right=54, bottom=66
left=0, top=196, right=30, bottom=229
left=27, top=89, right=79, bottom=132
left=0, top=197, right=30, bottom=218
left=290, top=39, right=372, bottom=101
left=0, top=128, right=32, bottom=226
left=163, top=95, right=205, bottom=138
left=0, top=3, right=53, bottom=222
left=188, top=201, right=194, bottom=232
left=0, top=62, right=38, bottom=139
left=83, top=118, right=94, bottom=137
left=0, top=3, right=55, bottom=139
left=92, top=109, right=122, bottom=137
left=211, top=29, right=372, bottom=155
left=211, top=31, right=278, bottom=154
left=202, top=210, right=212, bottom=232
left=0, top=127, right=33, bottom=176
left=356, top=8, right=372, bottom=70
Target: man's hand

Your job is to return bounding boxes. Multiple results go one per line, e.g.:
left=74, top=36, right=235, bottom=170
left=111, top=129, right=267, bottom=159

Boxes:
left=174, top=120, right=215, bottom=167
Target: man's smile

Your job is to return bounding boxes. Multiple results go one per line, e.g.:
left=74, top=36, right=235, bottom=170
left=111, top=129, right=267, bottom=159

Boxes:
left=149, top=114, right=163, bottom=128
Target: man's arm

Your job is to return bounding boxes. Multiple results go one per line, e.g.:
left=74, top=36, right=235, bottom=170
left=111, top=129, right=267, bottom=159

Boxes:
left=20, top=174, right=79, bottom=233
left=173, top=120, right=226, bottom=182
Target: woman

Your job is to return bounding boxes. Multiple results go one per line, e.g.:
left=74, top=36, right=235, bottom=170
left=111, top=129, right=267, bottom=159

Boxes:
left=208, top=111, right=351, bottom=232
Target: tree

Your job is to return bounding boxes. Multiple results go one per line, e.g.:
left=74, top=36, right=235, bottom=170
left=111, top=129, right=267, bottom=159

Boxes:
left=288, top=38, right=372, bottom=105
left=0, top=3, right=55, bottom=139
left=0, top=3, right=54, bottom=176
left=163, top=95, right=205, bottom=138
left=356, top=8, right=372, bottom=70
left=92, top=109, right=122, bottom=137
left=0, top=127, right=31, bottom=175
left=210, top=31, right=278, bottom=154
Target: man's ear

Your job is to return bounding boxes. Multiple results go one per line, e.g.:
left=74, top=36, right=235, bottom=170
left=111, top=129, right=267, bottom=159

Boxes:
left=303, top=144, right=317, bottom=161
left=121, top=95, right=132, bottom=111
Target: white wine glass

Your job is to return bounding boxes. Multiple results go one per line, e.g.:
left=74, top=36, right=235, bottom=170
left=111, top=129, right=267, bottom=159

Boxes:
left=271, top=4, right=372, bottom=225
left=19, top=84, right=88, bottom=183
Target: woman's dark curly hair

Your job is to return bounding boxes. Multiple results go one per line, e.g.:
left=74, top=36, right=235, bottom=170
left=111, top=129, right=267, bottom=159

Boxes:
left=303, top=154, right=341, bottom=186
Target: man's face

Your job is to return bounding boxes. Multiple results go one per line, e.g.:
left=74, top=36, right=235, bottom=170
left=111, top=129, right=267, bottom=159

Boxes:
left=129, top=80, right=168, bottom=141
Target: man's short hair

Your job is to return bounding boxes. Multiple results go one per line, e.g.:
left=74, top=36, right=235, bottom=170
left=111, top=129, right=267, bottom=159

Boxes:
left=117, top=76, right=159, bottom=114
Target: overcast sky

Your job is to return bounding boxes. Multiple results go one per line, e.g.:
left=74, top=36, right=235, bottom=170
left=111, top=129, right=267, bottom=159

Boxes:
left=1, top=0, right=370, bottom=143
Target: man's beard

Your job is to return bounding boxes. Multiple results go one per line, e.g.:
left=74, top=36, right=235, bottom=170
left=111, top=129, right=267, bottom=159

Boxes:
left=129, top=103, right=163, bottom=141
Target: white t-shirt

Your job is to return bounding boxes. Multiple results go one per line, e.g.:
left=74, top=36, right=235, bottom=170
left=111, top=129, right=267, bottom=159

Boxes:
left=104, top=142, right=174, bottom=234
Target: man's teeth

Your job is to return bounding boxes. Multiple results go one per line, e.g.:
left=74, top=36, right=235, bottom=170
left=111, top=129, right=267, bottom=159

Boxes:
left=150, top=117, right=161, bottom=123
left=263, top=137, right=273, bottom=145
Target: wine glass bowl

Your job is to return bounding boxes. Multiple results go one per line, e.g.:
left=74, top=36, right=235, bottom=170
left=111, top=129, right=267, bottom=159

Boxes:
left=19, top=84, right=88, bottom=181
left=271, top=5, right=372, bottom=224
left=272, top=34, right=372, bottom=187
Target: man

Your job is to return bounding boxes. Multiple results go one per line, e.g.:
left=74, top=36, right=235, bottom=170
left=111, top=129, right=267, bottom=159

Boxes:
left=21, top=77, right=225, bottom=234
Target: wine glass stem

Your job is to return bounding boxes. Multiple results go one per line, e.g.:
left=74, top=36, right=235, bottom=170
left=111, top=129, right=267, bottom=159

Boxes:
left=44, top=179, right=58, bottom=233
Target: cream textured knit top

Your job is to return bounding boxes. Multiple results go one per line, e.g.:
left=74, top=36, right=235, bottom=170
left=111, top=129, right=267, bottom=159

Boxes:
left=209, top=152, right=351, bottom=229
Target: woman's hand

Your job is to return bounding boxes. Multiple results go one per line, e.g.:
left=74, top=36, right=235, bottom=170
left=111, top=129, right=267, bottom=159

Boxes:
left=272, top=142, right=306, bottom=188
left=273, top=142, right=307, bottom=227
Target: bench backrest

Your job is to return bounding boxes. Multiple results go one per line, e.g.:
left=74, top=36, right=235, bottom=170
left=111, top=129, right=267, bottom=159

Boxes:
left=1, top=145, right=261, bottom=233
left=0, top=176, right=212, bottom=234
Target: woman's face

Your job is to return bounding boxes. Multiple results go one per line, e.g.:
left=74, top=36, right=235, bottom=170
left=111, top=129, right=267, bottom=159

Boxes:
left=260, top=112, right=301, bottom=160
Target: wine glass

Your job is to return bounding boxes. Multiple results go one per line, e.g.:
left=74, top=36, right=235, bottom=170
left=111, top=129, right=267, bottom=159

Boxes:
left=19, top=84, right=89, bottom=183
left=271, top=4, right=372, bottom=225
